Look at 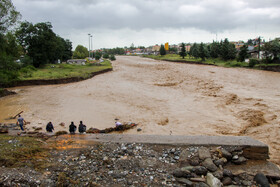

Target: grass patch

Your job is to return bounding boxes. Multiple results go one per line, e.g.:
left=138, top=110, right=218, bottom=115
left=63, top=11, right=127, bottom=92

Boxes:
left=0, top=135, right=49, bottom=168
left=18, top=60, right=112, bottom=80
left=143, top=54, right=249, bottom=68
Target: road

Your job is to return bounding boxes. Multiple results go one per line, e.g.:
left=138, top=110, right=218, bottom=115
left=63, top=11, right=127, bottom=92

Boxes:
left=1, top=56, right=280, bottom=165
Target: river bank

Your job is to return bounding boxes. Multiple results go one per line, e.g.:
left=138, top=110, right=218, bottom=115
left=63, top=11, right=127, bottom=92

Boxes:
left=1, top=56, right=280, bottom=167
left=143, top=54, right=280, bottom=72
left=0, top=134, right=279, bottom=186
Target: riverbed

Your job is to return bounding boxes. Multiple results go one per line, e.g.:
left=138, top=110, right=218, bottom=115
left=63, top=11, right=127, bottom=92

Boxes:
left=1, top=56, right=280, bottom=165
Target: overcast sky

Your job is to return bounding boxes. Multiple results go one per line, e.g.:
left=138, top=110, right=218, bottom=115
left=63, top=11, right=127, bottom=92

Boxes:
left=13, top=0, right=280, bottom=50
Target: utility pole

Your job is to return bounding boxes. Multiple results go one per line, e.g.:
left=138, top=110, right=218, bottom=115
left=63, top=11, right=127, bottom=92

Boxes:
left=90, top=35, right=93, bottom=58
left=88, top=33, right=91, bottom=58
left=258, top=36, right=261, bottom=59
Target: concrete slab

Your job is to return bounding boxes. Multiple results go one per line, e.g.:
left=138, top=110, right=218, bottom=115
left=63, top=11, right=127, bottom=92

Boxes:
left=57, top=134, right=269, bottom=160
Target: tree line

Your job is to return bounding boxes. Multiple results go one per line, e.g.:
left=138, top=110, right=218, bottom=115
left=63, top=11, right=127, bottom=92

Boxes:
left=0, top=0, right=72, bottom=85
left=160, top=38, right=280, bottom=64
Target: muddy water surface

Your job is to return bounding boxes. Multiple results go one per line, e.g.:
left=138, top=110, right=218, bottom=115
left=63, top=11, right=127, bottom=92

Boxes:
left=1, top=56, right=280, bottom=165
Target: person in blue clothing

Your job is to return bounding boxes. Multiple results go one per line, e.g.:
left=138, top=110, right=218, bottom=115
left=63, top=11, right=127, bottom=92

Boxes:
left=17, top=115, right=26, bottom=131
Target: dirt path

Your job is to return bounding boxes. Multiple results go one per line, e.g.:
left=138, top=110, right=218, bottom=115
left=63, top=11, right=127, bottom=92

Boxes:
left=1, top=56, right=280, bottom=165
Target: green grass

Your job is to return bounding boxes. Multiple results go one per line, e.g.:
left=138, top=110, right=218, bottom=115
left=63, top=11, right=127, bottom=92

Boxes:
left=18, top=60, right=112, bottom=80
left=143, top=54, right=249, bottom=68
left=0, top=135, right=49, bottom=168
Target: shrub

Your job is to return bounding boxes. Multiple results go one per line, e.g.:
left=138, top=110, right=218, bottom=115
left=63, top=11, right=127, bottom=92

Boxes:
left=109, top=55, right=116, bottom=61
left=95, top=54, right=101, bottom=60
left=103, top=53, right=109, bottom=59
left=249, top=58, right=259, bottom=67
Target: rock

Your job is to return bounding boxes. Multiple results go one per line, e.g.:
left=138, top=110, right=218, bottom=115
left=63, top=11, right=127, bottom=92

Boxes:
left=173, top=168, right=191, bottom=178
left=206, top=173, right=222, bottom=187
left=213, top=170, right=223, bottom=180
left=198, top=147, right=211, bottom=160
left=214, top=158, right=227, bottom=166
left=181, top=166, right=194, bottom=172
left=193, top=166, right=208, bottom=176
left=221, top=148, right=232, bottom=160
left=189, top=157, right=200, bottom=166
left=223, top=169, right=233, bottom=179
left=0, top=127, right=8, bottom=133
left=194, top=182, right=210, bottom=187
left=202, top=158, right=218, bottom=172
left=222, top=177, right=232, bottom=185
left=176, top=178, right=193, bottom=186
left=190, top=178, right=206, bottom=182
left=232, top=155, right=239, bottom=160
left=231, top=156, right=247, bottom=165
left=253, top=173, right=270, bottom=187
left=137, top=128, right=142, bottom=132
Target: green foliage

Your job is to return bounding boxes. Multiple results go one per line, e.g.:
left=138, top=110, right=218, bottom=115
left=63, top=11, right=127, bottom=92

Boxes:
left=0, top=0, right=21, bottom=33
left=95, top=51, right=102, bottom=60
left=190, top=43, right=199, bottom=58
left=18, top=60, right=112, bottom=80
left=159, top=44, right=166, bottom=56
left=73, top=45, right=88, bottom=59
left=209, top=41, right=220, bottom=58
left=0, top=135, right=48, bottom=168
left=262, top=39, right=280, bottom=63
left=109, top=54, right=116, bottom=61
left=179, top=43, right=187, bottom=59
left=220, top=38, right=237, bottom=61
left=16, top=21, right=72, bottom=67
left=199, top=42, right=208, bottom=61
left=103, top=53, right=109, bottom=59
left=249, top=58, right=260, bottom=67
left=237, top=45, right=249, bottom=62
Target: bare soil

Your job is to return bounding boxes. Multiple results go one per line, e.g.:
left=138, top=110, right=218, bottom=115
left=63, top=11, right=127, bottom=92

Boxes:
left=0, top=56, right=280, bottom=166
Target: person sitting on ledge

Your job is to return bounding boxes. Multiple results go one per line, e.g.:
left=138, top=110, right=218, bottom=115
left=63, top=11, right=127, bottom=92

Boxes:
left=78, top=121, right=86, bottom=134
left=115, top=118, right=123, bottom=130
left=69, top=121, right=76, bottom=134
left=46, top=122, right=54, bottom=133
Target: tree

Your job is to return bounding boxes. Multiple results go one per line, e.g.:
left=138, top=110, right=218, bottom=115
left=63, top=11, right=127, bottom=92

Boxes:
left=179, top=43, right=187, bottom=59
left=199, top=42, right=208, bottom=61
left=220, top=38, right=236, bottom=60
left=16, top=21, right=71, bottom=67
left=103, top=53, right=109, bottom=59
left=237, top=45, right=248, bottom=62
left=159, top=44, right=166, bottom=56
left=190, top=43, right=199, bottom=58
left=209, top=41, right=220, bottom=58
left=95, top=51, right=102, bottom=60
left=73, top=45, right=88, bottom=59
left=0, top=0, right=21, bottom=33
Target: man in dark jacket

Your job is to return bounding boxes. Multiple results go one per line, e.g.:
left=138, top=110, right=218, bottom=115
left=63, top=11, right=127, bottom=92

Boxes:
left=46, top=122, right=54, bottom=132
left=69, top=122, right=76, bottom=134
left=78, top=121, right=86, bottom=133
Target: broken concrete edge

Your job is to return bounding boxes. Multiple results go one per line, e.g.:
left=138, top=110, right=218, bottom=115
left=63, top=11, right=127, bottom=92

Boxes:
left=56, top=134, right=269, bottom=160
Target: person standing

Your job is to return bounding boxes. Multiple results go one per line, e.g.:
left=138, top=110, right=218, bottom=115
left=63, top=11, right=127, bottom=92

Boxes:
left=69, top=121, right=76, bottom=134
left=17, top=115, right=26, bottom=131
left=46, top=122, right=54, bottom=133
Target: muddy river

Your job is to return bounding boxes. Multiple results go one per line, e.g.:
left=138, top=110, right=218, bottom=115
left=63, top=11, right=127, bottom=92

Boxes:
left=1, top=56, right=280, bottom=165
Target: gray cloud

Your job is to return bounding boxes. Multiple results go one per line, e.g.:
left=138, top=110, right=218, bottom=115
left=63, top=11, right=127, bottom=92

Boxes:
left=13, top=0, right=280, bottom=48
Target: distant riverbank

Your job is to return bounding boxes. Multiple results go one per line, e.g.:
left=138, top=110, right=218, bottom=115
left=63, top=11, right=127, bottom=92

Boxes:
left=143, top=54, right=280, bottom=72
left=0, top=60, right=113, bottom=89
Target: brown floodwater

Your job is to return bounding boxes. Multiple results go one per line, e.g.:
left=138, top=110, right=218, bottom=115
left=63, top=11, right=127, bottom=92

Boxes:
left=1, top=56, right=280, bottom=165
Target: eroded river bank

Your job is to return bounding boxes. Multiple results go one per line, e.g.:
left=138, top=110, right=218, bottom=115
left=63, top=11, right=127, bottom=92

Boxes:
left=0, top=56, right=280, bottom=166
